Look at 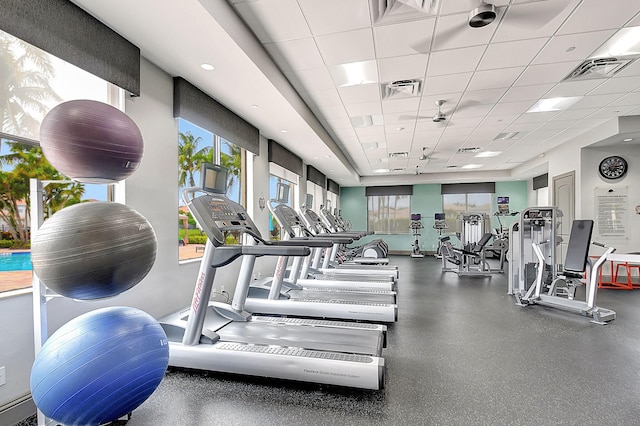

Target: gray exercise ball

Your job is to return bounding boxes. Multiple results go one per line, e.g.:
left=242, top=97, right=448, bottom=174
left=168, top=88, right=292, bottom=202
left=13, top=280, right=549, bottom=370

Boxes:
left=39, top=100, right=144, bottom=183
left=31, top=202, right=157, bottom=300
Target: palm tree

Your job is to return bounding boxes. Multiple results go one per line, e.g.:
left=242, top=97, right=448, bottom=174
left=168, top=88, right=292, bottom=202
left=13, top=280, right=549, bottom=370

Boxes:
left=0, top=32, right=61, bottom=139
left=0, top=142, right=84, bottom=246
left=178, top=131, right=212, bottom=187
left=220, top=140, right=242, bottom=201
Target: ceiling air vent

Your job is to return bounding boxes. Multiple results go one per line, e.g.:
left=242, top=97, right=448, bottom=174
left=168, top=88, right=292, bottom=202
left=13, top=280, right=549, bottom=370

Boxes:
left=382, top=79, right=422, bottom=99
left=370, top=0, right=439, bottom=25
left=563, top=57, right=638, bottom=81
left=388, top=151, right=409, bottom=158
left=457, top=147, right=481, bottom=154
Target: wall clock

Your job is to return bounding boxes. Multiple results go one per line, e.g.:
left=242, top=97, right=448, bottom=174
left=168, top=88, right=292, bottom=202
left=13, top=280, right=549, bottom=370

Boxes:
left=598, top=155, right=628, bottom=180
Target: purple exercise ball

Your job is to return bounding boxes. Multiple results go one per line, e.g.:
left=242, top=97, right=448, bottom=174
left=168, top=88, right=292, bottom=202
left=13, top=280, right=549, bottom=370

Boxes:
left=39, top=100, right=143, bottom=183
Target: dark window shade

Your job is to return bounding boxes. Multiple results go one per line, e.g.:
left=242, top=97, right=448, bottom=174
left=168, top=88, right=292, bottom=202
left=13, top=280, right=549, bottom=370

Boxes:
left=1, top=0, right=140, bottom=96
left=173, top=77, right=259, bottom=155
left=366, top=186, right=413, bottom=196
left=327, top=179, right=340, bottom=194
left=307, top=165, right=325, bottom=187
left=533, top=173, right=548, bottom=190
left=268, top=139, right=303, bottom=176
left=441, top=182, right=495, bottom=194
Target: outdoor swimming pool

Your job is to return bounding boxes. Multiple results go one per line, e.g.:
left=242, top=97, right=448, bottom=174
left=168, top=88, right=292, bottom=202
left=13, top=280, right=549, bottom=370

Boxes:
left=0, top=252, right=32, bottom=272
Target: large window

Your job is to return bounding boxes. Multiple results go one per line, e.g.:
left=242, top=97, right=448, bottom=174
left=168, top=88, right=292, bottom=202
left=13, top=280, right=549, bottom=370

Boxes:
left=177, top=120, right=245, bottom=261
left=306, top=181, right=324, bottom=212
left=0, top=29, right=119, bottom=294
left=367, top=195, right=411, bottom=234
left=442, top=193, right=492, bottom=234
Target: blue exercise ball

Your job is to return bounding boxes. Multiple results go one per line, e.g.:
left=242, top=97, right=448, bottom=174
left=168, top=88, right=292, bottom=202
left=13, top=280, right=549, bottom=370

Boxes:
left=31, top=202, right=157, bottom=300
left=30, top=306, right=169, bottom=426
left=39, top=99, right=144, bottom=183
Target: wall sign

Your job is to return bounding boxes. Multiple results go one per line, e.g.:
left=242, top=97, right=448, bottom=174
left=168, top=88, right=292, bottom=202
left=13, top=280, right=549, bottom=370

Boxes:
left=595, top=187, right=628, bottom=240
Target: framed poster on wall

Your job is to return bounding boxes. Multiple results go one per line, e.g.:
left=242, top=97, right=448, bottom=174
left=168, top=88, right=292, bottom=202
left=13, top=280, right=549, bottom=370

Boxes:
left=594, top=187, right=628, bottom=240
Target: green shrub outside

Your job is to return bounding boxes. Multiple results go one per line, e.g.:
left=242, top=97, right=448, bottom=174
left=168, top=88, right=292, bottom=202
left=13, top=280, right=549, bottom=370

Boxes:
left=0, top=240, right=14, bottom=249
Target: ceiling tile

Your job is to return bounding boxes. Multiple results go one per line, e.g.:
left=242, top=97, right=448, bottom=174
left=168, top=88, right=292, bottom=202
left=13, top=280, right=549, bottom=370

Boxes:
left=480, top=113, right=521, bottom=127
left=615, top=58, right=640, bottom=78
left=514, top=61, right=580, bottom=86
left=589, top=76, right=640, bottom=95
left=492, top=0, right=580, bottom=43
left=452, top=103, right=494, bottom=118
left=420, top=93, right=464, bottom=111
left=513, top=111, right=560, bottom=124
left=300, top=88, right=342, bottom=107
left=315, top=28, right=375, bottom=65
left=284, top=67, right=335, bottom=91
left=536, top=119, right=581, bottom=131
left=491, top=101, right=535, bottom=115
left=382, top=97, right=421, bottom=114
left=558, top=0, right=640, bottom=35
left=532, top=30, right=616, bottom=65
left=501, top=84, right=554, bottom=102
left=378, top=54, right=429, bottom=82
left=234, top=0, right=310, bottom=43
left=445, top=116, right=484, bottom=129
left=569, top=93, right=622, bottom=109
left=550, top=108, right=600, bottom=121
left=544, top=79, right=605, bottom=97
left=338, top=84, right=381, bottom=104
left=467, top=67, right=525, bottom=91
left=322, top=117, right=353, bottom=130
left=423, top=73, right=473, bottom=95
left=264, top=38, right=324, bottom=71
left=310, top=104, right=348, bottom=120
left=608, top=92, right=640, bottom=107
left=478, top=38, right=549, bottom=70
left=355, top=126, right=386, bottom=138
left=427, top=45, right=487, bottom=76
left=459, top=88, right=508, bottom=105
left=298, top=0, right=371, bottom=35
left=373, top=18, right=437, bottom=58
left=344, top=101, right=383, bottom=117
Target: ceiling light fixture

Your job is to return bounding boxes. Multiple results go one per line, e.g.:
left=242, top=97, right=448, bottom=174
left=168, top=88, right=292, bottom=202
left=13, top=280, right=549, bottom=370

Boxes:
left=527, top=96, right=582, bottom=113
left=200, top=63, right=215, bottom=71
left=591, top=26, right=640, bottom=58
left=373, top=168, right=390, bottom=174
left=280, top=129, right=288, bottom=133
left=475, top=151, right=502, bottom=158
left=461, top=164, right=483, bottom=169
left=623, top=138, right=633, bottom=142
left=329, top=60, right=378, bottom=87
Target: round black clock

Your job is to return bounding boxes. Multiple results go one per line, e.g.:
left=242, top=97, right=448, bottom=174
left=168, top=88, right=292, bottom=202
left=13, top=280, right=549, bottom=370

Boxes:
left=599, top=155, right=628, bottom=180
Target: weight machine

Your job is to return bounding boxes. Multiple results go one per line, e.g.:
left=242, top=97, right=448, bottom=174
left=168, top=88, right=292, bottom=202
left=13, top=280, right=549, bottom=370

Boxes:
left=508, top=207, right=562, bottom=296
left=515, top=219, right=616, bottom=325
left=409, top=213, right=424, bottom=258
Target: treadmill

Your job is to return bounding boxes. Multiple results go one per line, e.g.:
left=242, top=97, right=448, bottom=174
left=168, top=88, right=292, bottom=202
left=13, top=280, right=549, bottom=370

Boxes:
left=302, top=208, right=399, bottom=280
left=268, top=200, right=396, bottom=291
left=160, top=163, right=385, bottom=390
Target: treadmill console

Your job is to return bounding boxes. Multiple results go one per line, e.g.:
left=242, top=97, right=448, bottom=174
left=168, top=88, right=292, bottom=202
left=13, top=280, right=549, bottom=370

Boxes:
left=303, top=209, right=328, bottom=233
left=189, top=194, right=260, bottom=247
left=271, top=204, right=304, bottom=238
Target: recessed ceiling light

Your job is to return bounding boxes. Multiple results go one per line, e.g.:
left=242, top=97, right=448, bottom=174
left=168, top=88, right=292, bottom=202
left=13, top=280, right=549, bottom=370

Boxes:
left=461, top=164, right=483, bottom=169
left=623, top=138, right=633, bottom=142
left=566, top=46, right=576, bottom=52
left=591, top=26, right=640, bottom=58
left=396, top=127, right=405, bottom=132
left=475, top=151, right=502, bottom=158
left=527, top=96, right=582, bottom=113
left=251, top=104, right=259, bottom=108
left=200, top=63, right=215, bottom=71
left=280, top=129, right=288, bottom=133
left=457, top=147, right=481, bottom=153
left=313, top=156, right=319, bottom=160
left=329, top=169, right=334, bottom=172
left=329, top=60, right=378, bottom=87
left=444, top=165, right=458, bottom=169
left=373, top=168, right=389, bottom=174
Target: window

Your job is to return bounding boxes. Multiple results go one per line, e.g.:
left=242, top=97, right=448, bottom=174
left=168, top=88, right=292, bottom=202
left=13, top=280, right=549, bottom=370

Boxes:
left=306, top=181, right=324, bottom=212
left=442, top=193, right=492, bottom=234
left=177, top=121, right=245, bottom=260
left=268, top=163, right=298, bottom=240
left=367, top=195, right=411, bottom=234
left=0, top=29, right=118, bottom=294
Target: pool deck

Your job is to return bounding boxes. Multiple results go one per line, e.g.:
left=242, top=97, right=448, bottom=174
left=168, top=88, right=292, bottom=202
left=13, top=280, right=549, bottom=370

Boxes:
left=0, top=246, right=205, bottom=293
left=0, top=249, right=32, bottom=293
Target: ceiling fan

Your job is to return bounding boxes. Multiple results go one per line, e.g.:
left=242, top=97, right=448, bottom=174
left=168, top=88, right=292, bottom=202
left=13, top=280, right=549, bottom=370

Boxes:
left=419, top=147, right=429, bottom=160
left=432, top=100, right=446, bottom=123
left=412, top=0, right=576, bottom=52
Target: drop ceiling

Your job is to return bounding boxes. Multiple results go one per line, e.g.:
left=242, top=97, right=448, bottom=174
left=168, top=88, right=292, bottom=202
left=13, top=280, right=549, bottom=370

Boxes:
left=72, top=0, right=640, bottom=186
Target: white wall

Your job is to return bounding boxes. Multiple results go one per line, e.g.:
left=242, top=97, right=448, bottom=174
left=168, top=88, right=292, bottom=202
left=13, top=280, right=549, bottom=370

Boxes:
left=581, top=144, right=640, bottom=254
